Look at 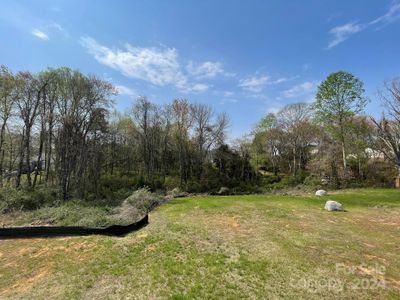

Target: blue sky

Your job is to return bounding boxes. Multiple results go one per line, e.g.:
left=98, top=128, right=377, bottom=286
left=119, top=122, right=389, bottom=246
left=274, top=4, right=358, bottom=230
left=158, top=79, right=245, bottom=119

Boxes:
left=1, top=0, right=400, bottom=138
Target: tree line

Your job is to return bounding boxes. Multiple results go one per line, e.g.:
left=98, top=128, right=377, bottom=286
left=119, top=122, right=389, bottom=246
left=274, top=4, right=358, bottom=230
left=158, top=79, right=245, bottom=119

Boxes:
left=251, top=71, right=400, bottom=188
left=0, top=66, right=257, bottom=201
left=1, top=66, right=399, bottom=204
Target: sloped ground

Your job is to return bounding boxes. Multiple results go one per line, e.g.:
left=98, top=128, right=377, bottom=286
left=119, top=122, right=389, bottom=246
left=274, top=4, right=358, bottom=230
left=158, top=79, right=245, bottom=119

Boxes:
left=0, top=189, right=399, bottom=299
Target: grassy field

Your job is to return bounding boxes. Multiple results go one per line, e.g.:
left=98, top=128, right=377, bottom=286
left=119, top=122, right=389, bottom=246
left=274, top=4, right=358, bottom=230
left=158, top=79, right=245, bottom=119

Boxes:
left=0, top=189, right=399, bottom=299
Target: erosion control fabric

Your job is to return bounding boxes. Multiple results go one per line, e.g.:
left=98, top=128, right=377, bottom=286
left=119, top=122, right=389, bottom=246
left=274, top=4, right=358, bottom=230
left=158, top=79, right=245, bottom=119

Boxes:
left=0, top=215, right=148, bottom=239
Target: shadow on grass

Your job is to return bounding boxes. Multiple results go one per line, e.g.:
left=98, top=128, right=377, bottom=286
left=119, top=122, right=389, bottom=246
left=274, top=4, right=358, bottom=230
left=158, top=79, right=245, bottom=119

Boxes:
left=0, top=215, right=148, bottom=239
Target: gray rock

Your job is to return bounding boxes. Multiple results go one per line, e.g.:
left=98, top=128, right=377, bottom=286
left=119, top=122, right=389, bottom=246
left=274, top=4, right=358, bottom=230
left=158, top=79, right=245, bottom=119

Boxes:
left=315, top=189, right=327, bottom=196
left=324, top=200, right=343, bottom=211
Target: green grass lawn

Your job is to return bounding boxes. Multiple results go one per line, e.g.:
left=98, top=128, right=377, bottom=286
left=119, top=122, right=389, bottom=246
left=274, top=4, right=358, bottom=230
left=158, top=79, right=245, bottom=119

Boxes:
left=0, top=189, right=399, bottom=299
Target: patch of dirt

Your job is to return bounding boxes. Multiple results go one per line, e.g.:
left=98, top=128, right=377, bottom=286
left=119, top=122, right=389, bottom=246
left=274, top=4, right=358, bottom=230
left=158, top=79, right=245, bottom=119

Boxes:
left=18, top=246, right=34, bottom=255
left=364, top=254, right=387, bottom=263
left=1, top=267, right=51, bottom=295
left=137, top=233, right=148, bottom=239
left=211, top=215, right=240, bottom=229
left=27, top=241, right=96, bottom=259
left=193, top=214, right=247, bottom=234
left=71, top=241, right=96, bottom=252
left=369, top=217, right=400, bottom=226
left=357, top=265, right=400, bottom=289
left=32, top=246, right=66, bottom=258
left=363, top=242, right=376, bottom=248
left=145, top=244, right=157, bottom=252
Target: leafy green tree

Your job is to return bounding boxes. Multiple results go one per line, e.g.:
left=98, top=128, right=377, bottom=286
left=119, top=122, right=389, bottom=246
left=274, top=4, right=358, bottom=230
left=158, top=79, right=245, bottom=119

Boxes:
left=255, top=113, right=277, bottom=133
left=315, top=71, right=367, bottom=177
left=0, top=66, right=21, bottom=184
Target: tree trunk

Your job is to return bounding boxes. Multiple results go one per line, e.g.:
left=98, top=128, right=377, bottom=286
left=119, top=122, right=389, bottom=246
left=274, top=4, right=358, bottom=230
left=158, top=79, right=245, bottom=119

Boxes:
left=341, top=141, right=347, bottom=178
left=395, top=157, right=400, bottom=188
left=33, top=129, right=44, bottom=188
left=0, top=121, right=7, bottom=186
left=45, top=120, right=53, bottom=183
left=16, top=129, right=25, bottom=188
left=293, top=147, right=296, bottom=176
left=25, top=126, right=32, bottom=188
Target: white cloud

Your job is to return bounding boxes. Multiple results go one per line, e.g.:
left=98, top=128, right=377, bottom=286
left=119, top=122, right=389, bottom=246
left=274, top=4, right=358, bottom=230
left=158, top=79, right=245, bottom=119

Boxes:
left=81, top=37, right=186, bottom=87
left=31, top=29, right=49, bottom=40
left=223, top=91, right=234, bottom=98
left=370, top=2, right=400, bottom=27
left=239, top=75, right=270, bottom=93
left=182, top=83, right=210, bottom=93
left=115, top=85, right=137, bottom=97
left=186, top=61, right=224, bottom=79
left=282, top=81, right=318, bottom=98
left=272, top=77, right=289, bottom=84
left=220, top=98, right=238, bottom=105
left=327, top=2, right=400, bottom=48
left=239, top=74, right=294, bottom=93
left=81, top=37, right=213, bottom=94
left=327, top=22, right=363, bottom=48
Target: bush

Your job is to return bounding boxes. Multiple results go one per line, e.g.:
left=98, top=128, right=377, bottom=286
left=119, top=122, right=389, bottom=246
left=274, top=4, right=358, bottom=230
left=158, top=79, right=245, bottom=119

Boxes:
left=303, top=175, right=323, bottom=188
left=163, top=176, right=181, bottom=190
left=261, top=174, right=281, bottom=185
left=364, top=160, right=397, bottom=187
left=0, top=187, right=58, bottom=213
left=98, top=175, right=138, bottom=196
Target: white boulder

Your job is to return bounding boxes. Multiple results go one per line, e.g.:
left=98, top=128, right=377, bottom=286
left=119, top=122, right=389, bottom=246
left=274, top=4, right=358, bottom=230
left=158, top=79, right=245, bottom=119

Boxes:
left=324, top=200, right=343, bottom=212
left=315, top=189, right=327, bottom=196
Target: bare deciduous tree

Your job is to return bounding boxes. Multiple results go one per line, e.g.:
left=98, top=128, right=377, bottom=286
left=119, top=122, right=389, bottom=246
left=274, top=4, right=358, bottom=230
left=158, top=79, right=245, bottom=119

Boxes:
left=373, top=79, right=400, bottom=178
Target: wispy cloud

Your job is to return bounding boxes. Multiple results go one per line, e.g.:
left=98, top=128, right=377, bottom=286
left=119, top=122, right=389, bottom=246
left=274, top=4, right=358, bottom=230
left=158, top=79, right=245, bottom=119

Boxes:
left=115, top=85, right=137, bottom=98
left=81, top=36, right=213, bottom=93
left=327, top=22, right=363, bottom=48
left=281, top=81, right=318, bottom=98
left=272, top=77, right=296, bottom=84
left=239, top=75, right=270, bottom=93
left=186, top=61, right=224, bottom=79
left=223, top=91, right=235, bottom=98
left=220, top=98, right=238, bottom=105
left=1, top=2, right=66, bottom=40
left=31, top=29, right=49, bottom=40
left=327, top=1, right=400, bottom=48
left=370, top=1, right=400, bottom=27
left=182, top=83, right=210, bottom=93
left=238, top=74, right=294, bottom=94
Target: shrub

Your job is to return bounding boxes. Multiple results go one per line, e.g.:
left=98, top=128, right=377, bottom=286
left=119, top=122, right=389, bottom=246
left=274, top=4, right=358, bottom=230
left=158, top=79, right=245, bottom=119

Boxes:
left=88, top=174, right=141, bottom=205
left=364, top=160, right=397, bottom=187
left=0, top=187, right=58, bottom=213
left=303, top=175, right=323, bottom=188
left=261, top=174, right=281, bottom=185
